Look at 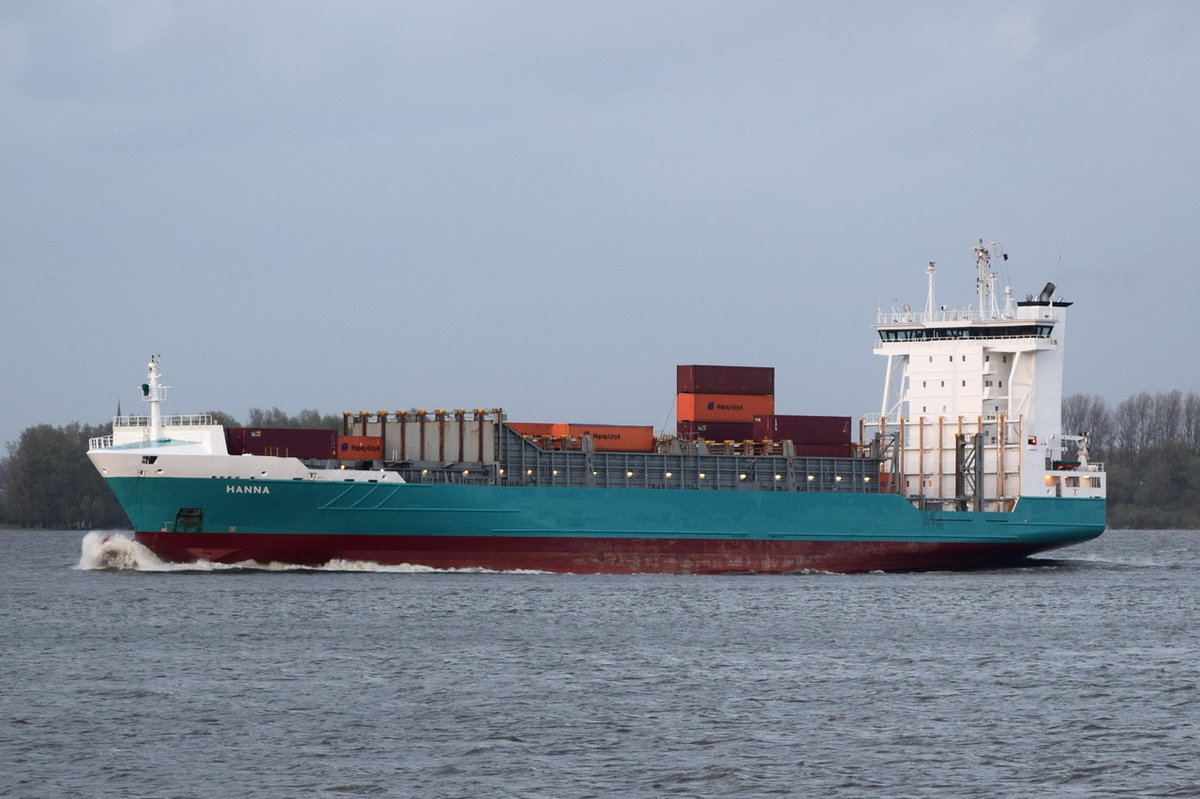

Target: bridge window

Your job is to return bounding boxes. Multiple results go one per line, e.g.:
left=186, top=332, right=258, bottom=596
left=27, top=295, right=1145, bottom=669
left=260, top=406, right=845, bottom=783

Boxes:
left=878, top=326, right=1053, bottom=343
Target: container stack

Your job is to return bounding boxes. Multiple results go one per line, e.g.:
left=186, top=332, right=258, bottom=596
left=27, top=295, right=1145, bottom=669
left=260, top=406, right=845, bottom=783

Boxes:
left=226, top=427, right=384, bottom=460
left=676, top=365, right=774, bottom=441
left=508, top=422, right=655, bottom=452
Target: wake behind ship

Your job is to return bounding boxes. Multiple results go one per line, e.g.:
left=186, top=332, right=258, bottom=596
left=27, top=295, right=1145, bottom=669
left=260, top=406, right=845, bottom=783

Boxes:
left=88, top=242, right=1106, bottom=572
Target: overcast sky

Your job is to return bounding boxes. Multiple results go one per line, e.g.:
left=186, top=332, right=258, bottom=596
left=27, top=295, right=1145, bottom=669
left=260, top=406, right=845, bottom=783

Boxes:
left=2, top=1, right=1198, bottom=447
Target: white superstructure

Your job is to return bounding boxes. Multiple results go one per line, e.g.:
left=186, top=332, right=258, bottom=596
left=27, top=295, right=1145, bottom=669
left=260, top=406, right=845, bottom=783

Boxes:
left=868, top=242, right=1105, bottom=510
left=87, top=357, right=403, bottom=485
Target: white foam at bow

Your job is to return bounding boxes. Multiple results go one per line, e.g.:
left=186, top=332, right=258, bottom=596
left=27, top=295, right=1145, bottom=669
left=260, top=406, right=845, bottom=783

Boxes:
left=77, top=532, right=548, bottom=573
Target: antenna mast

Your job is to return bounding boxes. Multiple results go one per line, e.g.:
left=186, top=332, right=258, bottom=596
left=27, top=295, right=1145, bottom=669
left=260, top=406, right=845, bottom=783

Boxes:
left=924, top=261, right=936, bottom=317
left=973, top=241, right=1003, bottom=319
left=142, top=355, right=170, bottom=443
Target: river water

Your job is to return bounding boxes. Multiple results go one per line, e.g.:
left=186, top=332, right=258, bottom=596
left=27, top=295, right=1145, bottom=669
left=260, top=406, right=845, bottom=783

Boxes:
left=2, top=528, right=1198, bottom=798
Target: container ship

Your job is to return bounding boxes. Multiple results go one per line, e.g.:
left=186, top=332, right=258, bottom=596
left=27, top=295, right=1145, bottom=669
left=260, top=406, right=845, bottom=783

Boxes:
left=88, top=243, right=1106, bottom=573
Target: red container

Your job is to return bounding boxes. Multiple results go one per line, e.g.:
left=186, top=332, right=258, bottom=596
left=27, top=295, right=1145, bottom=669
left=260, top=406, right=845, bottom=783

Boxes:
left=677, top=365, right=774, bottom=396
left=677, top=421, right=755, bottom=441
left=337, top=435, right=384, bottom=460
left=677, top=393, right=775, bottom=423
left=225, top=428, right=338, bottom=459
left=752, top=415, right=852, bottom=444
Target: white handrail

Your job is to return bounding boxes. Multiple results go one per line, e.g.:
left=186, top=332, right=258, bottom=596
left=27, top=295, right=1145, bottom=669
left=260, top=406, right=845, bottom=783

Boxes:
left=113, top=413, right=215, bottom=428
left=875, top=308, right=1018, bottom=325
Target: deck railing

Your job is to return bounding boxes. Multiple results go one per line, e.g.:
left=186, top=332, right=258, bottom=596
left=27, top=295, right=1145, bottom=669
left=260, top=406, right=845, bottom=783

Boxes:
left=875, top=308, right=1016, bottom=325
left=112, top=413, right=215, bottom=428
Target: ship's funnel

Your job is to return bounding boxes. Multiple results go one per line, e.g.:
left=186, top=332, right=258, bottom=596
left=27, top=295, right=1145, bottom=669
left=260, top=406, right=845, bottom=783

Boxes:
left=1037, top=282, right=1056, bottom=302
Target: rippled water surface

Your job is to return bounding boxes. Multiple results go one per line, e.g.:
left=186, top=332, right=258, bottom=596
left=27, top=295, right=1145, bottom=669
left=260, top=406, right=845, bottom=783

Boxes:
left=3, top=529, right=1198, bottom=798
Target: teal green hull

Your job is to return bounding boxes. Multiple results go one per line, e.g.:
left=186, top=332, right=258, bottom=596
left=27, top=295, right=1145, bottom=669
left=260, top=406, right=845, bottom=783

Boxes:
left=107, top=476, right=1106, bottom=572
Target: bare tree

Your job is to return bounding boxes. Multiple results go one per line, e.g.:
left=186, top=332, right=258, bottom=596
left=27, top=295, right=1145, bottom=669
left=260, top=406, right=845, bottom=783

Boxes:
left=1149, top=390, right=1183, bottom=445
left=1062, top=393, right=1113, bottom=460
left=1112, top=393, right=1154, bottom=466
left=246, top=407, right=339, bottom=429
left=1183, top=392, right=1200, bottom=453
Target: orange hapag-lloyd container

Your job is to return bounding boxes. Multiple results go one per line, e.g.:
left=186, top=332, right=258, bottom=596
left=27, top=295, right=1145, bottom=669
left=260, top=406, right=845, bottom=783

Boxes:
left=508, top=422, right=556, bottom=438
left=565, top=424, right=655, bottom=452
left=677, top=393, right=775, bottom=423
left=337, top=435, right=384, bottom=460
left=510, top=422, right=655, bottom=452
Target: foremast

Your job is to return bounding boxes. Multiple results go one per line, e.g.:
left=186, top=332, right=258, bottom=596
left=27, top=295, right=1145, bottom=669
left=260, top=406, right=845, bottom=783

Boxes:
left=868, top=241, right=1106, bottom=512
left=142, top=354, right=169, bottom=443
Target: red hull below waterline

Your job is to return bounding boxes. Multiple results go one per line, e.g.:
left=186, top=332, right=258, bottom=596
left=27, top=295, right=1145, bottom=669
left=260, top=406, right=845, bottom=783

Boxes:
left=132, top=531, right=1061, bottom=574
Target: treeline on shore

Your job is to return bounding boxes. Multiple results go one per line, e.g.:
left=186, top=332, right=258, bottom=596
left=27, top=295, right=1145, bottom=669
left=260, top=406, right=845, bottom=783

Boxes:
left=1062, top=391, right=1200, bottom=529
left=2, top=395, right=1199, bottom=530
